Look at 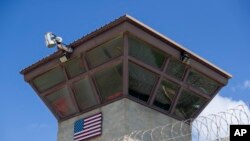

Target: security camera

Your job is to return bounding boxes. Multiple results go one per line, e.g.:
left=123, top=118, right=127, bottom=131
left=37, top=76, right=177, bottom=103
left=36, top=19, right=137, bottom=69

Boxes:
left=45, top=32, right=57, bottom=48
left=180, top=52, right=190, bottom=64
left=44, top=32, right=73, bottom=53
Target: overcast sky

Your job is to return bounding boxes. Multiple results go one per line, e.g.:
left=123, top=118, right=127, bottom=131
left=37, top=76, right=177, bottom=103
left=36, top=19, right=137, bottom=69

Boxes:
left=0, top=1, right=250, bottom=141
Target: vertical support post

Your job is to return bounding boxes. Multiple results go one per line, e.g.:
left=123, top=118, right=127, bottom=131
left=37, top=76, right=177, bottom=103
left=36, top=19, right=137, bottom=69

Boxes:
left=123, top=32, right=129, bottom=96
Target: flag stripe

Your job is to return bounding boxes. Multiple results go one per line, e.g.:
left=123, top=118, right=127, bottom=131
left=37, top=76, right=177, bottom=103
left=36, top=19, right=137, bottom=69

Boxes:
left=84, top=121, right=101, bottom=129
left=74, top=113, right=102, bottom=141
left=84, top=117, right=102, bottom=126
left=84, top=113, right=101, bottom=122
left=75, top=132, right=101, bottom=141
left=74, top=128, right=101, bottom=139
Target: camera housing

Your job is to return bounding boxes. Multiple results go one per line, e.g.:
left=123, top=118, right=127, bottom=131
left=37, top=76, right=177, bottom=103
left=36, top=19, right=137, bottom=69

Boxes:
left=44, top=32, right=73, bottom=53
left=45, top=32, right=57, bottom=48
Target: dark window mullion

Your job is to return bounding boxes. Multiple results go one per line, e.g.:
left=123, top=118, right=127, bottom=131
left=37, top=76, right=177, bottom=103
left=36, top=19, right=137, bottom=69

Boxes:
left=123, top=32, right=129, bottom=96
left=190, top=86, right=222, bottom=118
left=149, top=57, right=170, bottom=105
left=82, top=52, right=102, bottom=104
left=61, top=65, right=80, bottom=113
left=92, top=63, right=123, bottom=102
left=82, top=52, right=90, bottom=72
left=89, top=75, right=102, bottom=104
left=170, top=68, right=191, bottom=114
left=67, top=84, right=80, bottom=113
left=88, top=59, right=123, bottom=104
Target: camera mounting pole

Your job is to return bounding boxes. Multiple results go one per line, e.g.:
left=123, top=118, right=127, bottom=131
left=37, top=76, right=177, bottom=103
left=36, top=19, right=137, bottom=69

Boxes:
left=45, top=32, right=73, bottom=62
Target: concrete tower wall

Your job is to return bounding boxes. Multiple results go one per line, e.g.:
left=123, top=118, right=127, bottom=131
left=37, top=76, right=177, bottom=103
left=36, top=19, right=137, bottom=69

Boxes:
left=58, top=99, right=191, bottom=141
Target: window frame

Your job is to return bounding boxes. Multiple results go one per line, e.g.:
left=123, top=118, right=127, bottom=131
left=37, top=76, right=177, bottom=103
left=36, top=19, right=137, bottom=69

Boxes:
left=28, top=31, right=223, bottom=121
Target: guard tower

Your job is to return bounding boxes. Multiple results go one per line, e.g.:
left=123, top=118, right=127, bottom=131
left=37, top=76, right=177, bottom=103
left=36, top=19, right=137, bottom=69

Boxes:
left=20, top=15, right=232, bottom=141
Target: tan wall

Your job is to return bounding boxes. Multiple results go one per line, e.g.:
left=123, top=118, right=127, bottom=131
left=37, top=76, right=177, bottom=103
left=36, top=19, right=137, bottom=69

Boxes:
left=58, top=98, right=191, bottom=141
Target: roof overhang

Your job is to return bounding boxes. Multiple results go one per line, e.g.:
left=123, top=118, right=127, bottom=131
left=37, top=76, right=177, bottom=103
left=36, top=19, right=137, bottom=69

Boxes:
left=20, top=15, right=232, bottom=121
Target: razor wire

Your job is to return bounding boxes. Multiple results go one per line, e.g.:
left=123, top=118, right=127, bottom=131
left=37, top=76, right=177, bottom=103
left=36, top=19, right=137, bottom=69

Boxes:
left=113, top=104, right=250, bottom=141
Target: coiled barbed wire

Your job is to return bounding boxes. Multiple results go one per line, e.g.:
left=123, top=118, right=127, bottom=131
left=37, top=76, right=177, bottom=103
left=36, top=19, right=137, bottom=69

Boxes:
left=113, top=105, right=250, bottom=141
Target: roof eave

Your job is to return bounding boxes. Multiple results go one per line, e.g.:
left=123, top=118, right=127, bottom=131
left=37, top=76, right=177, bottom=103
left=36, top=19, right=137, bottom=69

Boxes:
left=20, top=14, right=232, bottom=79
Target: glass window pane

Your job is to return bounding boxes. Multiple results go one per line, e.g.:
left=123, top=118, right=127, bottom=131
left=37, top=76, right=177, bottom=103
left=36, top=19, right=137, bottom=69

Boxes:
left=86, top=37, right=123, bottom=68
left=153, top=80, right=180, bottom=111
left=187, top=71, right=218, bottom=95
left=166, top=59, right=186, bottom=80
left=33, top=67, right=66, bottom=92
left=129, top=62, right=158, bottom=102
left=65, top=57, right=86, bottom=78
left=174, top=90, right=206, bottom=119
left=72, top=78, right=98, bottom=110
left=94, top=63, right=123, bottom=101
left=129, top=35, right=166, bottom=69
left=46, top=87, right=77, bottom=118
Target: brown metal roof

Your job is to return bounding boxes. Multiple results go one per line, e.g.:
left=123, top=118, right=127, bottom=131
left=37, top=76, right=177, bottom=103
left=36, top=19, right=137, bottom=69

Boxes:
left=20, top=14, right=232, bottom=79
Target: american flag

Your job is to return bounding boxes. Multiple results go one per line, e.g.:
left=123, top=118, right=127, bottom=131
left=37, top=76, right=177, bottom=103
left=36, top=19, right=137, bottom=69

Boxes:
left=74, top=113, right=102, bottom=141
